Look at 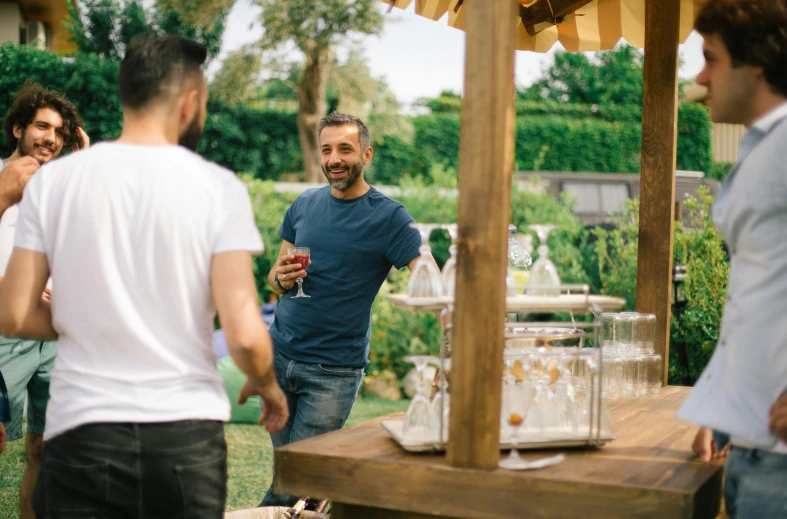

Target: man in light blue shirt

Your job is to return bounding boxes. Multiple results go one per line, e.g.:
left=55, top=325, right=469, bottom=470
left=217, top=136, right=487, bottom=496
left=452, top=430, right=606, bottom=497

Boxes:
left=677, top=1, right=787, bottom=517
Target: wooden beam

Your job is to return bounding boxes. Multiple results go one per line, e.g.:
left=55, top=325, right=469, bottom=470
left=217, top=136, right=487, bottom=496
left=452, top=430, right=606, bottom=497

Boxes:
left=520, top=0, right=594, bottom=35
left=448, top=0, right=518, bottom=470
left=636, top=0, right=681, bottom=384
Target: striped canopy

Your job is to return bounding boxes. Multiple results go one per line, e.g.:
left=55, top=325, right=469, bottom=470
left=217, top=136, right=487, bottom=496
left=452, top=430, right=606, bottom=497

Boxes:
left=383, top=0, right=702, bottom=53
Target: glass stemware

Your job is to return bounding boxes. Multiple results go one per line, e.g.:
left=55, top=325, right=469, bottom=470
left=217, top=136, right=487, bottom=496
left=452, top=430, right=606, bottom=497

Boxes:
left=407, top=223, right=444, bottom=298
left=507, top=224, right=532, bottom=296
left=430, top=358, right=452, bottom=442
left=286, top=246, right=311, bottom=299
left=441, top=224, right=459, bottom=298
left=402, top=355, right=439, bottom=442
left=524, top=224, right=561, bottom=296
left=499, top=352, right=534, bottom=469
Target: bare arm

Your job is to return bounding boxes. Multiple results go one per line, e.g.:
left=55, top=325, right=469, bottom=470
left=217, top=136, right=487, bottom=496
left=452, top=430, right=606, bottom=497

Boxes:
left=0, top=248, right=55, bottom=340
left=0, top=158, right=39, bottom=220
left=211, top=250, right=287, bottom=431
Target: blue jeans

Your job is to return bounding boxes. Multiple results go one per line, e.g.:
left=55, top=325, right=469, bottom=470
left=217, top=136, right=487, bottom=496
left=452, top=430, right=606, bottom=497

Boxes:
left=33, top=420, right=227, bottom=518
left=724, top=446, right=787, bottom=518
left=260, top=354, right=364, bottom=507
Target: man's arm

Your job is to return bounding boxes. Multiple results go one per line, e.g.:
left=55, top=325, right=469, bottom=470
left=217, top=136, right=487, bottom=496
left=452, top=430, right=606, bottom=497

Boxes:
left=211, top=250, right=288, bottom=432
left=267, top=240, right=310, bottom=296
left=0, top=158, right=39, bottom=220
left=407, top=253, right=439, bottom=273
left=0, top=248, right=55, bottom=340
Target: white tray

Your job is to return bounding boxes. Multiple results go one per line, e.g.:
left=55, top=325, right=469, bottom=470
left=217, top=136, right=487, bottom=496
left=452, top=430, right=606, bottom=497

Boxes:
left=381, top=419, right=615, bottom=453
left=386, top=294, right=626, bottom=314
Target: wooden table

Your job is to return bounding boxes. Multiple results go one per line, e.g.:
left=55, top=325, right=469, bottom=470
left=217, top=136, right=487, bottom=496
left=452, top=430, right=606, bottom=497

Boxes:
left=275, top=386, right=724, bottom=519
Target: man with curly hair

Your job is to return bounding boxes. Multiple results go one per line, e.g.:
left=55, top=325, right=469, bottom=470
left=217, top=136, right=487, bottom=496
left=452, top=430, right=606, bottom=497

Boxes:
left=677, top=1, right=787, bottom=517
left=0, top=81, right=88, bottom=519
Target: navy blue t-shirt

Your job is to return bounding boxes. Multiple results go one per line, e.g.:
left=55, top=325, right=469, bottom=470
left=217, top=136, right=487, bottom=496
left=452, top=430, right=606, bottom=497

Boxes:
left=269, top=186, right=420, bottom=367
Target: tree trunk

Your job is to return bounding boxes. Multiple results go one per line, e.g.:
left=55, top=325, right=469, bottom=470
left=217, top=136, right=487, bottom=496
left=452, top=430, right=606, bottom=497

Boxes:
left=297, top=44, right=332, bottom=183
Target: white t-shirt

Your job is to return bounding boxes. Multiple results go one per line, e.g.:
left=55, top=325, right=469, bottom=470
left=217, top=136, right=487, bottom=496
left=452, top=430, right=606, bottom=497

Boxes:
left=14, top=143, right=264, bottom=440
left=0, top=161, right=19, bottom=275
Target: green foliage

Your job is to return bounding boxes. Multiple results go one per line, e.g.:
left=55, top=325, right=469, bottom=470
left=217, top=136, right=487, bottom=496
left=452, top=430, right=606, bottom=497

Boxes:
left=585, top=187, right=729, bottom=385
left=708, top=161, right=734, bottom=181
left=0, top=44, right=122, bottom=155
left=398, top=104, right=712, bottom=181
left=520, top=45, right=644, bottom=105
left=65, top=0, right=227, bottom=60
left=670, top=187, right=728, bottom=385
left=200, top=100, right=302, bottom=179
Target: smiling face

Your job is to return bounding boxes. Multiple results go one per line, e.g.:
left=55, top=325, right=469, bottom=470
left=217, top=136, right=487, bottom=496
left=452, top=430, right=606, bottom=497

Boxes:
left=319, top=124, right=372, bottom=193
left=14, top=108, right=65, bottom=164
left=696, top=33, right=759, bottom=126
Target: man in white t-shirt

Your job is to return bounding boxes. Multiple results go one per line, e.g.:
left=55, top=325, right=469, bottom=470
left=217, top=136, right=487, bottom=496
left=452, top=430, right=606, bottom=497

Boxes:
left=0, top=33, right=288, bottom=518
left=0, top=81, right=88, bottom=519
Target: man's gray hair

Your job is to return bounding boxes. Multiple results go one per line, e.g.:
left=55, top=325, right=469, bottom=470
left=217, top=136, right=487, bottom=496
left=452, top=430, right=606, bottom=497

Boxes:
left=317, top=112, right=371, bottom=149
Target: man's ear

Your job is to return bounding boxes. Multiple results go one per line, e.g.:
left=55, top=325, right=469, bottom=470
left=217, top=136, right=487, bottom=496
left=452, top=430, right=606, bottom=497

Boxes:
left=12, top=124, right=23, bottom=140
left=363, top=146, right=374, bottom=165
left=180, top=88, right=200, bottom=126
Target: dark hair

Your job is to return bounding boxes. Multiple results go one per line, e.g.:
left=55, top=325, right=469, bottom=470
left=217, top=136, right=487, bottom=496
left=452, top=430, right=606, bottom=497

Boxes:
left=695, top=0, right=787, bottom=96
left=118, top=32, right=208, bottom=109
left=3, top=81, right=83, bottom=150
left=318, top=112, right=371, bottom=149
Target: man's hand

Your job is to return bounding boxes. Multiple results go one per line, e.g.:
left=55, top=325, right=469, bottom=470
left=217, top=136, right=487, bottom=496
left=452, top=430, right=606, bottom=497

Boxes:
left=238, top=378, right=289, bottom=433
left=0, top=422, right=6, bottom=453
left=0, top=157, right=39, bottom=208
left=72, top=127, right=90, bottom=152
left=769, top=394, right=787, bottom=443
left=691, top=427, right=730, bottom=462
left=274, top=253, right=310, bottom=291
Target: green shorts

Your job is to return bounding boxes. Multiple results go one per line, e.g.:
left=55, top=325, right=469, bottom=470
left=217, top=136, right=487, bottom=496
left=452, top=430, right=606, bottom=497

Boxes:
left=0, top=336, right=57, bottom=441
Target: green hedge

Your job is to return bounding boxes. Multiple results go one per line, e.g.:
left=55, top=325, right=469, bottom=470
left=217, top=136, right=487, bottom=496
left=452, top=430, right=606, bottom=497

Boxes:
left=394, top=105, right=711, bottom=179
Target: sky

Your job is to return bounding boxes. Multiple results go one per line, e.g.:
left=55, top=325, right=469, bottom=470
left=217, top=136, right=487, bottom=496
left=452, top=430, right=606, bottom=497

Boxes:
left=215, top=0, right=707, bottom=106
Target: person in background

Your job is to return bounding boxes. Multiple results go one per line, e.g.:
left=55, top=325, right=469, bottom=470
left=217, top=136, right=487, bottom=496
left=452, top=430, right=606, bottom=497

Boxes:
left=0, top=81, right=87, bottom=519
left=261, top=112, right=429, bottom=507
left=677, top=1, right=787, bottom=517
left=0, top=34, right=287, bottom=518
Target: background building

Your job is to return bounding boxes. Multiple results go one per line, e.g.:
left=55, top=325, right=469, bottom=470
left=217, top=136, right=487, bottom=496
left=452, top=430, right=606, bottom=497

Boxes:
left=0, top=0, right=78, bottom=54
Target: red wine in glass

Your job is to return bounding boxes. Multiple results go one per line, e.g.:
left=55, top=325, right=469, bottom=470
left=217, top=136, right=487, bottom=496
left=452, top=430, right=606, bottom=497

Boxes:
left=286, top=247, right=311, bottom=298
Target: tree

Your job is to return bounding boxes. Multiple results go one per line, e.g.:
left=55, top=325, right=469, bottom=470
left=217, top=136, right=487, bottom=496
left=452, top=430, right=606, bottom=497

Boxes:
left=254, top=0, right=384, bottom=182
left=521, top=44, right=644, bottom=105
left=209, top=45, right=263, bottom=105
left=65, top=0, right=231, bottom=61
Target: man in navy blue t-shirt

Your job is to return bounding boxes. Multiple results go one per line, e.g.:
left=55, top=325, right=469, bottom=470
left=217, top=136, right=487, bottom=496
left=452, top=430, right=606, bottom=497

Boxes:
left=261, top=113, right=424, bottom=507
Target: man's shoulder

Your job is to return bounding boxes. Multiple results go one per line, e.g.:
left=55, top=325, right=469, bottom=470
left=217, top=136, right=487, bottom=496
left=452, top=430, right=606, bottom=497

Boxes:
left=367, top=187, right=409, bottom=214
left=293, top=185, right=331, bottom=204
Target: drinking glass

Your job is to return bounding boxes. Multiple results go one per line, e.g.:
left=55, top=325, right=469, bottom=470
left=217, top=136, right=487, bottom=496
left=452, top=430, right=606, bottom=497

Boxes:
left=499, top=352, right=534, bottom=469
left=402, top=355, right=439, bottom=442
left=430, top=358, right=452, bottom=442
left=508, top=224, right=532, bottom=295
left=286, top=247, right=311, bottom=299
left=407, top=223, right=444, bottom=298
left=441, top=224, right=459, bottom=298
left=637, top=313, right=657, bottom=354
left=524, top=224, right=561, bottom=296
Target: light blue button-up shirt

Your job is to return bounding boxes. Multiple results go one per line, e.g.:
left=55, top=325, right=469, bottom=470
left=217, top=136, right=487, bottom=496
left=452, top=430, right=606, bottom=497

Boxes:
left=678, top=102, right=787, bottom=450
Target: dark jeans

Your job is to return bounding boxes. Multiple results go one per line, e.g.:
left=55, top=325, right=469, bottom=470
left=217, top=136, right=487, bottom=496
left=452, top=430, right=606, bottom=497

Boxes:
left=33, top=420, right=227, bottom=519
left=260, top=354, right=364, bottom=508
left=724, top=446, right=787, bottom=519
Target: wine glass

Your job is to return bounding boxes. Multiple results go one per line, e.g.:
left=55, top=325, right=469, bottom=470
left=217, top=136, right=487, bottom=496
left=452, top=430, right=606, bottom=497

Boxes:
left=407, top=223, right=444, bottom=298
left=430, top=357, right=451, bottom=442
left=524, top=224, right=561, bottom=296
left=402, top=355, right=439, bottom=442
left=499, top=351, right=534, bottom=469
left=286, top=247, right=311, bottom=299
left=441, top=224, right=459, bottom=297
left=507, top=224, right=532, bottom=295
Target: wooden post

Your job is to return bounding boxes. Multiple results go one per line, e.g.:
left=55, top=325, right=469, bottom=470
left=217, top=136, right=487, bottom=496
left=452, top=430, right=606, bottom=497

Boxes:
left=636, top=0, right=681, bottom=385
left=447, top=0, right=518, bottom=470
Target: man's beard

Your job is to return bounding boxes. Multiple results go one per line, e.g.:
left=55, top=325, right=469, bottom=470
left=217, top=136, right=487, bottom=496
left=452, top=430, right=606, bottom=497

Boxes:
left=179, top=117, right=203, bottom=152
left=322, top=161, right=363, bottom=191
left=17, top=128, right=52, bottom=165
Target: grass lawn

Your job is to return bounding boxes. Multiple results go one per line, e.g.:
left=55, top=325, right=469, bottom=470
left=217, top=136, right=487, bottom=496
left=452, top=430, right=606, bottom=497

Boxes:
left=0, top=397, right=408, bottom=518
